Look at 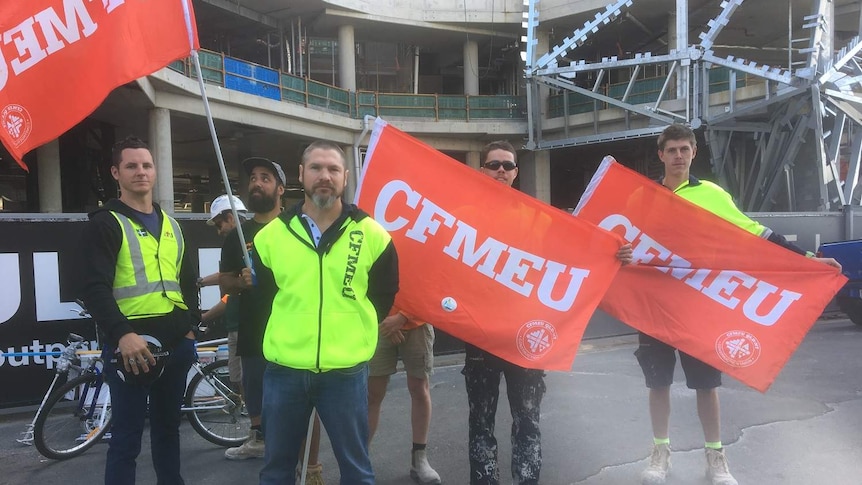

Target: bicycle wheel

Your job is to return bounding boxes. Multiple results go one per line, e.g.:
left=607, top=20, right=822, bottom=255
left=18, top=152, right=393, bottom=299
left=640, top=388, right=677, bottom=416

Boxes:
left=185, top=360, right=249, bottom=447
left=34, top=372, right=112, bottom=460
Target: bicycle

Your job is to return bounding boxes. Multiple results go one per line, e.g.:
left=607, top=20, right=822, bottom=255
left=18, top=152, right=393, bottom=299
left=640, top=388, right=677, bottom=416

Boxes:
left=15, top=305, right=250, bottom=459
left=14, top=305, right=111, bottom=460
left=32, top=336, right=111, bottom=460
left=184, top=337, right=250, bottom=447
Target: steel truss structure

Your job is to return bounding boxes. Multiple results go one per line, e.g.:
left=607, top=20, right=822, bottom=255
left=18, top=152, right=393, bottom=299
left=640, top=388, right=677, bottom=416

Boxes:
left=523, top=0, right=862, bottom=211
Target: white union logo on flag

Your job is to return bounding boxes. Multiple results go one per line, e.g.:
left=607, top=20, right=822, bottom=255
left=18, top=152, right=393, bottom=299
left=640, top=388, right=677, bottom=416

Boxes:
left=526, top=328, right=551, bottom=353
left=724, top=338, right=751, bottom=359
left=715, top=330, right=761, bottom=368
left=516, top=320, right=558, bottom=361
left=1, top=104, right=32, bottom=147
left=6, top=113, right=23, bottom=138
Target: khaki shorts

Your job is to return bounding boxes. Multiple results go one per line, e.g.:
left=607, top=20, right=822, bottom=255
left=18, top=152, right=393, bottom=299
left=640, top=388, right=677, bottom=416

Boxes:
left=369, top=324, right=434, bottom=379
left=227, top=331, right=243, bottom=383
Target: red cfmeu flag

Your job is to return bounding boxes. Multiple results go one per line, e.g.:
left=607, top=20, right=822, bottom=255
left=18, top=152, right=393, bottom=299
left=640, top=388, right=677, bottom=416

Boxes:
left=355, top=119, right=624, bottom=370
left=575, top=157, right=847, bottom=392
left=0, top=0, right=199, bottom=170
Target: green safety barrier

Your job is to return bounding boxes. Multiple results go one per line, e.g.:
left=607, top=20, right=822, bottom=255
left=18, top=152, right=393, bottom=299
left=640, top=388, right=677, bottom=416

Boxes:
left=172, top=50, right=526, bottom=121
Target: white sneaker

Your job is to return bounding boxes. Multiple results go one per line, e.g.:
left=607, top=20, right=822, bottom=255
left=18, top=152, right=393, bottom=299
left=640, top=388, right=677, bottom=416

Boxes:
left=224, top=429, right=265, bottom=460
left=705, top=448, right=738, bottom=485
left=410, top=449, right=442, bottom=484
left=641, top=443, right=671, bottom=485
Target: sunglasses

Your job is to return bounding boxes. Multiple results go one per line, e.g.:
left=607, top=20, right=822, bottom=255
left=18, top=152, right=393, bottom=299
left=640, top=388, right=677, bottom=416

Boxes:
left=483, top=160, right=517, bottom=171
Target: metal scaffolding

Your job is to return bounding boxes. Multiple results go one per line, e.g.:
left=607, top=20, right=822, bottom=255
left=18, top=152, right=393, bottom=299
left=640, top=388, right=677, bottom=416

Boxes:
left=523, top=0, right=862, bottom=211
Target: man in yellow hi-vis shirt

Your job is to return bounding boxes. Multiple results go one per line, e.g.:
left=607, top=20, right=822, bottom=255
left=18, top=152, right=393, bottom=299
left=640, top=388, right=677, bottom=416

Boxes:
left=638, top=124, right=840, bottom=485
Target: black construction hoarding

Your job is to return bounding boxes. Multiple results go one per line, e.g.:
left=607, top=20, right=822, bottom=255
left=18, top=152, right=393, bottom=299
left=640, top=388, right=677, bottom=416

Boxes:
left=0, top=216, right=223, bottom=409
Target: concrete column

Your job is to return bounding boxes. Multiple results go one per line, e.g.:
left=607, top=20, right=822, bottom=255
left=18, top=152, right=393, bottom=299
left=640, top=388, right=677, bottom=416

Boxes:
left=463, top=40, right=479, bottom=95
left=37, top=139, right=62, bottom=213
left=466, top=151, right=481, bottom=170
left=518, top=150, right=551, bottom=204
left=148, top=108, right=174, bottom=213
left=338, top=24, right=356, bottom=91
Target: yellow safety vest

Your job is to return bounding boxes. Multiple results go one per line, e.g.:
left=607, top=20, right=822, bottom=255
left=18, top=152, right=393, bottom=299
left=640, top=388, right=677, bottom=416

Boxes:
left=110, top=210, right=187, bottom=319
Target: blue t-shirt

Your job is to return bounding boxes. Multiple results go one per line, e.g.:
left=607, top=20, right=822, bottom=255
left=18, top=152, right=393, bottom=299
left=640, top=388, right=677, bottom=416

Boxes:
left=129, top=207, right=161, bottom=238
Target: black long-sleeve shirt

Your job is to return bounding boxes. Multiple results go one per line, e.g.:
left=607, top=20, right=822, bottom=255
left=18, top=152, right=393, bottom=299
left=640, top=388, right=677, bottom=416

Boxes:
left=79, top=199, right=198, bottom=348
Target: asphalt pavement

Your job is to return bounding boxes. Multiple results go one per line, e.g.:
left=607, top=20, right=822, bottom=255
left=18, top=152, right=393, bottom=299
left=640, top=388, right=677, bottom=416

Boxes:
left=2, top=317, right=861, bottom=485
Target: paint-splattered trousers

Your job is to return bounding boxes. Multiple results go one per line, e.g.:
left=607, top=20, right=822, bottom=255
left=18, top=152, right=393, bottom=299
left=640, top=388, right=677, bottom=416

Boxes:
left=462, top=345, right=546, bottom=485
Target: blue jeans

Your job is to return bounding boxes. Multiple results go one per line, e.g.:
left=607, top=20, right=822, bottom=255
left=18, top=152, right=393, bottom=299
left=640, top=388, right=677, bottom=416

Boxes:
left=259, top=363, right=374, bottom=485
left=102, top=337, right=195, bottom=485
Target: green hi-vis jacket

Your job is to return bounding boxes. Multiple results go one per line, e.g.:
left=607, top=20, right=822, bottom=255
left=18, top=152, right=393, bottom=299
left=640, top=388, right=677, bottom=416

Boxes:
left=253, top=203, right=399, bottom=372
left=110, top=210, right=187, bottom=319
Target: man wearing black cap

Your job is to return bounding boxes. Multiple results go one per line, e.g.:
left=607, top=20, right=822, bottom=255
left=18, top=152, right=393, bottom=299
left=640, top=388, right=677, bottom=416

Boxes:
left=219, top=157, right=285, bottom=461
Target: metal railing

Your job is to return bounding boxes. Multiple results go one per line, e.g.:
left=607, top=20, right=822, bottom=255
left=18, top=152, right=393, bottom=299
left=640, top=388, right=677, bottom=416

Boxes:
left=170, top=51, right=766, bottom=122
left=168, top=50, right=526, bottom=121
left=546, top=68, right=761, bottom=118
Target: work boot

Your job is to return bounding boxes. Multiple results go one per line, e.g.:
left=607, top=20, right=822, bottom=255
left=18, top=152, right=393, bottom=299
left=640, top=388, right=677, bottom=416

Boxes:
left=705, top=448, right=738, bottom=485
left=410, top=449, right=442, bottom=484
left=224, top=429, right=265, bottom=460
left=641, top=443, right=671, bottom=485
left=297, top=462, right=325, bottom=485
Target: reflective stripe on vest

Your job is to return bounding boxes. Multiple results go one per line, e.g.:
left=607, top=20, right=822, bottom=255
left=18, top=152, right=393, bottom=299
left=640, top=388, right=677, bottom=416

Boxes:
left=111, top=211, right=187, bottom=318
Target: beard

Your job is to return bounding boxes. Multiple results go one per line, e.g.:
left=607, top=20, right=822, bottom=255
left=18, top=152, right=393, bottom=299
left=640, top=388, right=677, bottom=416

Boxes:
left=310, top=192, right=338, bottom=209
left=248, top=189, right=277, bottom=213
left=308, top=183, right=341, bottom=209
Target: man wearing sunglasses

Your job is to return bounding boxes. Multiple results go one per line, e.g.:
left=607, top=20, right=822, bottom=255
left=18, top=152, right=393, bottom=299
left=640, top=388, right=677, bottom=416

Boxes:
left=464, top=140, right=539, bottom=485
left=481, top=157, right=519, bottom=185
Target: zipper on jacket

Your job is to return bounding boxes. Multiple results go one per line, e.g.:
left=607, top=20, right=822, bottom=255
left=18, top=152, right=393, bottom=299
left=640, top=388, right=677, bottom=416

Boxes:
left=316, top=253, right=324, bottom=371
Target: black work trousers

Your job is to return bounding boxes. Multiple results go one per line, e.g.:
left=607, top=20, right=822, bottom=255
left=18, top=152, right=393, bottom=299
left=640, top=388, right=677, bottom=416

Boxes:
left=462, top=346, right=546, bottom=485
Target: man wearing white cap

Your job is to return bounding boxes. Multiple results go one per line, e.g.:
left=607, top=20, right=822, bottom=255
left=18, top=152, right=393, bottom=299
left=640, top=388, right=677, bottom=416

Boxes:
left=207, top=194, right=248, bottom=236
left=200, top=194, right=248, bottom=394
left=198, top=195, right=248, bottom=290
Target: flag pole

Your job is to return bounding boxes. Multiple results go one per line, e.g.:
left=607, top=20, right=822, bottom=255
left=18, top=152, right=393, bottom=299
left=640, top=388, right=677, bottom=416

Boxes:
left=179, top=0, right=252, bottom=269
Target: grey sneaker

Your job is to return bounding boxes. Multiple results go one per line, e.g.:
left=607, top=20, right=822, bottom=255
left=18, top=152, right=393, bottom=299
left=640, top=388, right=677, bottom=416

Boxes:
left=705, top=448, right=738, bottom=485
left=641, top=443, right=671, bottom=485
left=410, top=449, right=442, bottom=484
left=224, top=429, right=265, bottom=460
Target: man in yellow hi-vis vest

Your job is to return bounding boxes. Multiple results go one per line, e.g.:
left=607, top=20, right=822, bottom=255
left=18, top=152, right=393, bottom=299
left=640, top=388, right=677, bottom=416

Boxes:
left=80, top=136, right=198, bottom=485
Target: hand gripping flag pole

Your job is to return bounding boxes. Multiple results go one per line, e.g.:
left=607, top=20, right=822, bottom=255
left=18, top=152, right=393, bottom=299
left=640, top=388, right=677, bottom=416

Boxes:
left=179, top=0, right=252, bottom=270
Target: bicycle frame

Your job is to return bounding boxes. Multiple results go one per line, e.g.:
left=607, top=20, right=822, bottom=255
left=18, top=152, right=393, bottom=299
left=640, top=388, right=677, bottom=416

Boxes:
left=15, top=344, right=99, bottom=445
left=17, top=303, right=100, bottom=445
left=183, top=338, right=233, bottom=414
left=182, top=368, right=229, bottom=413
left=72, top=366, right=110, bottom=442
